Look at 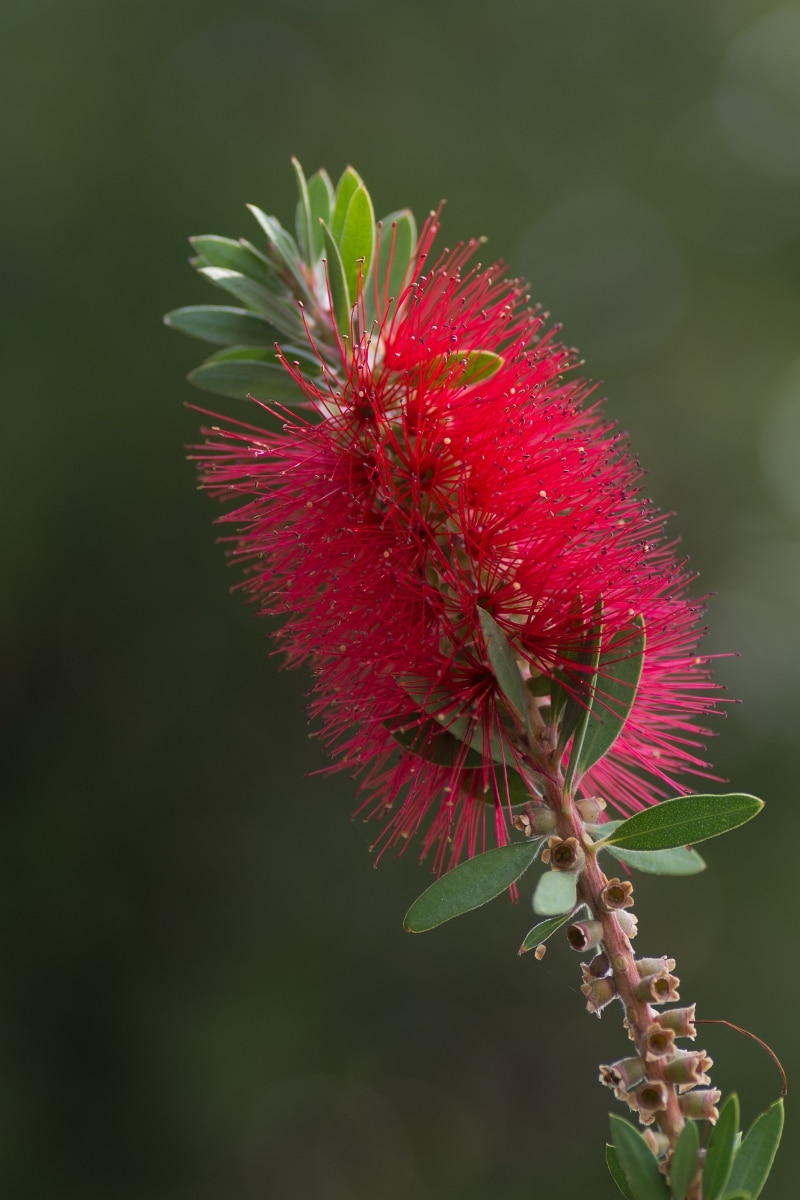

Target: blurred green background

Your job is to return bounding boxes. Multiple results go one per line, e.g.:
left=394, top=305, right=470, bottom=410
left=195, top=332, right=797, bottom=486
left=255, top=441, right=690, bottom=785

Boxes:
left=3, top=0, right=799, bottom=1196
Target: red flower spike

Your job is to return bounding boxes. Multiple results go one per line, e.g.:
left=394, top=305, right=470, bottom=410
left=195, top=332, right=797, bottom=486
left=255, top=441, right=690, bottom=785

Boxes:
left=195, top=213, right=723, bottom=871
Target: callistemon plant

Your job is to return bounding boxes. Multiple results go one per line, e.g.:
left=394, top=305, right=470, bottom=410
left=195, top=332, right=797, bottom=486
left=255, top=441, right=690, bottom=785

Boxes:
left=167, top=161, right=785, bottom=1199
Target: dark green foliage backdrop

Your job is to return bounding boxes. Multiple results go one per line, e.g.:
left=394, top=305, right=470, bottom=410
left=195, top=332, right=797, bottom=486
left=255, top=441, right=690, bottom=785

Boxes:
left=3, top=1, right=799, bottom=1196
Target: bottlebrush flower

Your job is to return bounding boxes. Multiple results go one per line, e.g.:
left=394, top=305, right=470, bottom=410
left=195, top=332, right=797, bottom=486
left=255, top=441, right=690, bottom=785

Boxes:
left=191, top=183, right=721, bottom=872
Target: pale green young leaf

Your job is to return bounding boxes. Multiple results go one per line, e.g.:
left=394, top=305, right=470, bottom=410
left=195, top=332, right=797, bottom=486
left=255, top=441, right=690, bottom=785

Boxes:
left=339, top=182, right=376, bottom=305
left=247, top=205, right=312, bottom=300
left=606, top=845, right=706, bottom=876
left=370, top=208, right=417, bottom=321
left=307, top=168, right=334, bottom=261
left=532, top=869, right=578, bottom=916
left=330, top=165, right=363, bottom=241
left=403, top=842, right=541, bottom=932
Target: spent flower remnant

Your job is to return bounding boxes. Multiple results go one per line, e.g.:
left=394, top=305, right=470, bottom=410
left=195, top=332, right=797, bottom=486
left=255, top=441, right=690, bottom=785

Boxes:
left=170, top=163, right=780, bottom=1200
left=188, top=167, right=718, bottom=870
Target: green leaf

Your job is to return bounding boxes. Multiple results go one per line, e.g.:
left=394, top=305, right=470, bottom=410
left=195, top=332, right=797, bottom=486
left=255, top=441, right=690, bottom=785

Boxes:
left=602, top=794, right=764, bottom=853
left=247, top=205, right=312, bottom=299
left=606, top=1144, right=638, bottom=1200
left=723, top=1193, right=752, bottom=1199
left=330, top=166, right=363, bottom=242
left=370, top=208, right=417, bottom=321
left=189, top=235, right=273, bottom=286
left=725, top=1099, right=784, bottom=1199
left=338, top=182, right=376, bottom=306
left=670, top=1119, right=700, bottom=1200
left=478, top=608, right=531, bottom=730
left=704, top=1093, right=740, bottom=1200
left=453, top=349, right=504, bottom=385
left=519, top=910, right=579, bottom=955
left=198, top=266, right=306, bottom=338
left=291, top=157, right=314, bottom=266
left=307, top=168, right=334, bottom=261
left=606, top=845, right=706, bottom=876
left=532, top=869, right=578, bottom=916
left=609, top=1115, right=670, bottom=1200
left=187, top=357, right=309, bottom=405
left=563, top=597, right=604, bottom=796
left=403, top=842, right=540, bottom=932
left=387, top=719, right=533, bottom=805
left=577, top=616, right=645, bottom=776
left=395, top=676, right=516, bottom=765
left=320, top=220, right=351, bottom=337
left=163, top=305, right=279, bottom=347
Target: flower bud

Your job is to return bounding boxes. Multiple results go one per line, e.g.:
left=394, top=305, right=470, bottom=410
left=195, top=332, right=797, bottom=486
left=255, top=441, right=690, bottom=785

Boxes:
left=599, top=1056, right=647, bottom=1092
left=580, top=970, right=617, bottom=1016
left=679, top=1088, right=721, bottom=1124
left=576, top=795, right=607, bottom=822
left=664, top=1050, right=713, bottom=1088
left=512, top=805, right=557, bottom=837
left=616, top=910, right=638, bottom=939
left=635, top=956, right=676, bottom=977
left=546, top=835, right=584, bottom=872
left=654, top=1004, right=697, bottom=1040
left=637, top=1080, right=669, bottom=1117
left=588, top=951, right=611, bottom=977
left=567, top=920, right=604, bottom=952
left=600, top=878, right=635, bottom=912
left=642, top=1023, right=676, bottom=1060
left=643, top=1129, right=670, bottom=1158
left=634, top=972, right=681, bottom=1005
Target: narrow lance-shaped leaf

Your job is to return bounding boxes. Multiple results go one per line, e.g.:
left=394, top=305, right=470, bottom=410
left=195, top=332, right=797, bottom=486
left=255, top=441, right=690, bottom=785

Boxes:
left=198, top=266, right=306, bottom=338
left=320, top=220, right=351, bottom=337
left=396, top=675, right=516, bottom=765
left=291, top=157, right=314, bottom=266
left=307, top=168, right=334, bottom=262
left=164, top=305, right=280, bottom=347
left=404, top=842, right=541, bottom=932
left=330, top=165, right=363, bottom=241
left=725, top=1099, right=784, bottom=1199
left=578, top=615, right=645, bottom=776
left=563, top=596, right=604, bottom=795
left=532, top=869, right=578, bottom=916
left=606, top=845, right=706, bottom=876
left=609, top=1115, right=670, bottom=1200
left=605, top=1144, right=637, bottom=1200
left=247, top=205, right=312, bottom=300
left=338, top=182, right=376, bottom=306
left=519, top=909, right=582, bottom=955
left=703, top=1093, right=740, bottom=1200
left=602, top=794, right=764, bottom=853
left=478, top=608, right=531, bottom=731
left=669, top=1119, right=700, bottom=1200
left=388, top=720, right=534, bottom=806
left=189, top=235, right=273, bottom=286
left=369, top=208, right=417, bottom=323
left=187, top=357, right=309, bottom=405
